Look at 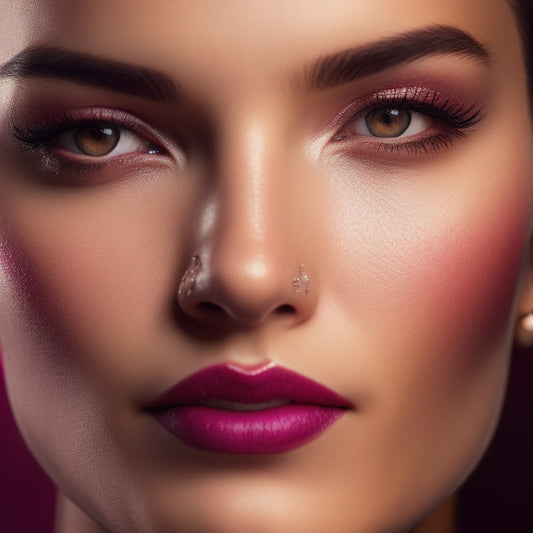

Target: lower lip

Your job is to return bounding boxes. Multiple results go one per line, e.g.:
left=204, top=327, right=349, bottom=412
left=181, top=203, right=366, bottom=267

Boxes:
left=152, top=404, right=346, bottom=454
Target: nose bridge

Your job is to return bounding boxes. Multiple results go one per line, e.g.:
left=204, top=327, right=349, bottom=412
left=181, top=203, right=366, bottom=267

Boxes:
left=213, top=116, right=285, bottom=270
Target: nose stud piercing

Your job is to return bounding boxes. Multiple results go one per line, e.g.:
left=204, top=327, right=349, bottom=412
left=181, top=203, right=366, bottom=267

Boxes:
left=178, top=255, right=201, bottom=297
left=293, top=264, right=310, bottom=295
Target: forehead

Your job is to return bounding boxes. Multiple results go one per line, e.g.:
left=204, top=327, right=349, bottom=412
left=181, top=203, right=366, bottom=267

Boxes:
left=0, top=1, right=519, bottom=61
left=0, top=0, right=525, bottom=110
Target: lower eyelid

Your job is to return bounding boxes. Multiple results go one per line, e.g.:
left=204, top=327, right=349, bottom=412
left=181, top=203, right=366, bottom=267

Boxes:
left=34, top=148, right=176, bottom=186
left=332, top=131, right=463, bottom=159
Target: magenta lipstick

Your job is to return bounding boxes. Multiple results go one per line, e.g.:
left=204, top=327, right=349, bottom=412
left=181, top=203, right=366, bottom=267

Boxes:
left=146, top=363, right=351, bottom=454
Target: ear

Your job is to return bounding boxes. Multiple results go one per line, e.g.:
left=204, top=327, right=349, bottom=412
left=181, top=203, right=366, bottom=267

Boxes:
left=515, top=237, right=533, bottom=347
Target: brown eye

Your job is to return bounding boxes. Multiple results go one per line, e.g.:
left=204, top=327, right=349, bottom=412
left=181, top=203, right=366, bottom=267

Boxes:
left=365, top=109, right=411, bottom=137
left=74, top=126, right=120, bottom=156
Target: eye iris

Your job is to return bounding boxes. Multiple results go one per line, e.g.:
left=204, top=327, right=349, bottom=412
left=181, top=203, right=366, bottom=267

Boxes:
left=74, top=126, right=120, bottom=156
left=365, top=109, right=411, bottom=137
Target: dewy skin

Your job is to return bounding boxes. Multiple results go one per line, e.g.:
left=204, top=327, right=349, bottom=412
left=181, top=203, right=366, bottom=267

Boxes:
left=0, top=1, right=531, bottom=533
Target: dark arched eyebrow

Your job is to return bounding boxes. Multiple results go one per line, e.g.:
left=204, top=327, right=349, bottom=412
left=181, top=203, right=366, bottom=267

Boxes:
left=0, top=25, right=490, bottom=102
left=0, top=45, right=182, bottom=103
left=297, top=25, right=491, bottom=92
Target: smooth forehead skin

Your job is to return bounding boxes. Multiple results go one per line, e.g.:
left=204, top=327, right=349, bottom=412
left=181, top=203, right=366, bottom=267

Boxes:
left=0, top=1, right=532, bottom=533
left=0, top=1, right=527, bottom=98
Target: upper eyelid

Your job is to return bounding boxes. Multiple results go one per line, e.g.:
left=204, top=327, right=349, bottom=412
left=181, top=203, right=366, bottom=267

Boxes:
left=336, top=89, right=438, bottom=127
left=15, top=108, right=153, bottom=140
left=11, top=107, right=176, bottom=156
left=333, top=88, right=482, bottom=136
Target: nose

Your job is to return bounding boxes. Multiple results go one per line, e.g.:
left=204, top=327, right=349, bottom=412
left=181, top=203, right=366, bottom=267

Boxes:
left=177, top=251, right=315, bottom=329
left=176, top=125, right=317, bottom=329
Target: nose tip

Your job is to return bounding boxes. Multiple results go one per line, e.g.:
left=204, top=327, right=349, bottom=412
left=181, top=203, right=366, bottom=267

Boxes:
left=177, top=254, right=315, bottom=329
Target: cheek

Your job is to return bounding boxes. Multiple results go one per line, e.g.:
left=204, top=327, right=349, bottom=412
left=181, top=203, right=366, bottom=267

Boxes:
left=421, top=199, right=526, bottom=350
left=404, top=176, right=529, bottom=360
left=0, top=176, right=183, bottom=361
left=310, top=156, right=533, bottom=525
left=0, top=186, right=179, bottom=530
left=325, top=155, right=530, bottom=443
left=328, top=157, right=531, bottom=362
left=0, top=185, right=163, bottom=413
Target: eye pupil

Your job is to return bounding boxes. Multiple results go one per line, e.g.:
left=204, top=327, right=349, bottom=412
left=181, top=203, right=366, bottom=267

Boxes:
left=75, top=126, right=120, bottom=156
left=366, top=109, right=411, bottom=137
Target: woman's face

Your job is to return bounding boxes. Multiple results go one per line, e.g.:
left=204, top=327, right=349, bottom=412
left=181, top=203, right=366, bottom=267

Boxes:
left=0, top=1, right=532, bottom=532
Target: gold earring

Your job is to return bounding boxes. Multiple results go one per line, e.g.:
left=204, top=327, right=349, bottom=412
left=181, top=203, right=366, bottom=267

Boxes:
left=516, top=311, right=533, bottom=346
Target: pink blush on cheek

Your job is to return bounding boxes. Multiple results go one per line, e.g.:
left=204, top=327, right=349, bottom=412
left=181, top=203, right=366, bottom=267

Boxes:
left=0, top=238, right=25, bottom=291
left=0, top=238, right=43, bottom=350
left=407, top=178, right=531, bottom=361
left=0, top=229, right=83, bottom=379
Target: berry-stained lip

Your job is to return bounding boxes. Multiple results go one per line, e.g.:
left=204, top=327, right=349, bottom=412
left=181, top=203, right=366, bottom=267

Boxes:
left=145, top=363, right=352, bottom=454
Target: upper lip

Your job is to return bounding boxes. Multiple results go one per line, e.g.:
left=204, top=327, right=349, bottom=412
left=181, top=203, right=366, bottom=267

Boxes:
left=145, top=362, right=352, bottom=409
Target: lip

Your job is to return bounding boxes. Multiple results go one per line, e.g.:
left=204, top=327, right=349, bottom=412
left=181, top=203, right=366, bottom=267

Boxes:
left=145, top=363, right=352, bottom=454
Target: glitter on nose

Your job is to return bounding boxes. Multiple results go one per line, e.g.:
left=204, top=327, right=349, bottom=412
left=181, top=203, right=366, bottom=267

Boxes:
left=293, top=264, right=310, bottom=295
left=178, top=255, right=201, bottom=297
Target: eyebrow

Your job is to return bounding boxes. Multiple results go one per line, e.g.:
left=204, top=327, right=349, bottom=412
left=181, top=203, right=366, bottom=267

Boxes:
left=0, top=45, right=181, bottom=103
left=0, top=25, right=489, bottom=103
left=299, top=25, right=491, bottom=91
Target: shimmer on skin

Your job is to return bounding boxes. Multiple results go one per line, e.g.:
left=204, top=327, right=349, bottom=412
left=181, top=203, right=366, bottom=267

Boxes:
left=0, top=2, right=531, bottom=533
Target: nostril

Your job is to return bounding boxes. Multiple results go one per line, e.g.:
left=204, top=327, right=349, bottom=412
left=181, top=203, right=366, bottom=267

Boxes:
left=275, top=304, right=296, bottom=315
left=195, top=301, right=296, bottom=324
left=197, top=301, right=225, bottom=315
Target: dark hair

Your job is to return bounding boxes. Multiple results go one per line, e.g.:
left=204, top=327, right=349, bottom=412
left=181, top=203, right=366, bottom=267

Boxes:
left=511, top=0, right=532, bottom=102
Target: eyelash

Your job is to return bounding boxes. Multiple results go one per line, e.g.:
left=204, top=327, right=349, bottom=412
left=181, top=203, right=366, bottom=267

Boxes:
left=11, top=108, right=167, bottom=175
left=332, top=87, right=482, bottom=155
left=11, top=87, right=482, bottom=176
